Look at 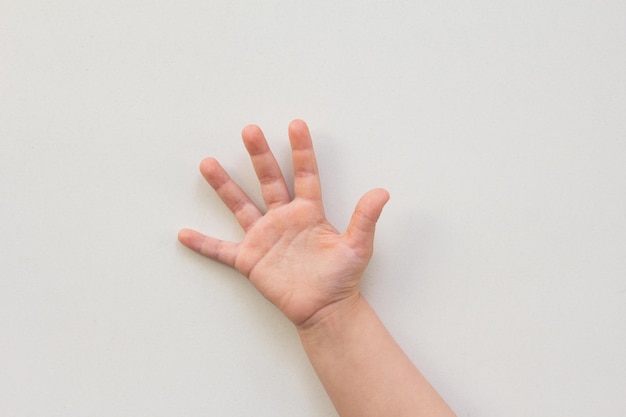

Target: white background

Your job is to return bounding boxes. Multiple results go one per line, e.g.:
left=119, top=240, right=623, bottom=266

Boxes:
left=1, top=1, right=625, bottom=416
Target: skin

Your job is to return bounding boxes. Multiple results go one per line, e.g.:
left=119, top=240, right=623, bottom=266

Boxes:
left=178, top=120, right=456, bottom=417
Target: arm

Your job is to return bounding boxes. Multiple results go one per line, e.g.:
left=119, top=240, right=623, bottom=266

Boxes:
left=178, top=120, right=456, bottom=417
left=298, top=296, right=454, bottom=417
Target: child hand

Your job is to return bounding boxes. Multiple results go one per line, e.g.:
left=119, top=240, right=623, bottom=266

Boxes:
left=178, top=120, right=389, bottom=328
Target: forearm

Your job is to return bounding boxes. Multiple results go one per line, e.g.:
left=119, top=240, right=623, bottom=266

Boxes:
left=297, top=294, right=456, bottom=417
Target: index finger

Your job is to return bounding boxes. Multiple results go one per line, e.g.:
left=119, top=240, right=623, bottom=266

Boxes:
left=288, top=119, right=322, bottom=201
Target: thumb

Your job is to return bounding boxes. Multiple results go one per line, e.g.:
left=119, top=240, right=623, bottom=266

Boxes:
left=346, top=188, right=390, bottom=248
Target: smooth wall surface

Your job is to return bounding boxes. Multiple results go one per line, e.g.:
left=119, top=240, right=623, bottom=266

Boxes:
left=2, top=1, right=625, bottom=416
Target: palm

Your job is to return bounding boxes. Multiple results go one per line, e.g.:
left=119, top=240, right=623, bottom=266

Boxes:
left=179, top=120, right=389, bottom=326
left=237, top=201, right=366, bottom=325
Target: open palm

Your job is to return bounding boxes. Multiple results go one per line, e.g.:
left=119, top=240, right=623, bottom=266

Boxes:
left=178, top=120, right=389, bottom=327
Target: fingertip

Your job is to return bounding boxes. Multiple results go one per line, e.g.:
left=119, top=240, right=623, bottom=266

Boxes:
left=241, top=124, right=268, bottom=155
left=241, top=123, right=262, bottom=139
left=288, top=120, right=313, bottom=152
left=178, top=228, right=205, bottom=252
left=288, top=119, right=309, bottom=136
left=373, top=188, right=390, bottom=203
left=364, top=188, right=390, bottom=211
left=199, top=157, right=220, bottom=176
left=177, top=228, right=192, bottom=245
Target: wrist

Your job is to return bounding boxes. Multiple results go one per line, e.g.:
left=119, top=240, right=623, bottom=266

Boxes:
left=296, top=292, right=366, bottom=338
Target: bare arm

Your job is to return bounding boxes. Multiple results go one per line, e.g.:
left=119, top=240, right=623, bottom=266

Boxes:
left=298, top=296, right=454, bottom=417
left=178, top=120, right=455, bottom=417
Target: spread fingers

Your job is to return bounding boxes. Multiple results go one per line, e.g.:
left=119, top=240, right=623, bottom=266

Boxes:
left=288, top=119, right=322, bottom=202
left=178, top=228, right=238, bottom=267
left=242, top=125, right=291, bottom=209
left=199, top=157, right=262, bottom=231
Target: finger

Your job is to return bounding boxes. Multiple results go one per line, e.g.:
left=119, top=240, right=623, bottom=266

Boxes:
left=345, top=188, right=390, bottom=249
left=199, top=157, right=262, bottom=231
left=242, top=124, right=291, bottom=209
left=178, top=228, right=238, bottom=267
left=288, top=119, right=322, bottom=201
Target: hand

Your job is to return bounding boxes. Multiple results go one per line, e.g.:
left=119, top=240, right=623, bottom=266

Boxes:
left=178, top=120, right=389, bottom=328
